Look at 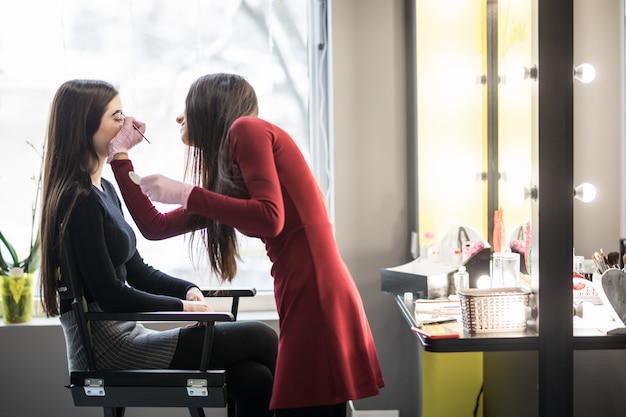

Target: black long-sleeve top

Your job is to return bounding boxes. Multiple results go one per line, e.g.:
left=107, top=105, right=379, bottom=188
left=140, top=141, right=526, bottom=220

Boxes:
left=58, top=178, right=196, bottom=315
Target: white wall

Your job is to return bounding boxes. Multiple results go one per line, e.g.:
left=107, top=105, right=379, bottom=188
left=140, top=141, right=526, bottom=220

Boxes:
left=0, top=320, right=232, bottom=417
left=572, top=4, right=626, bottom=417
left=331, top=0, right=417, bottom=415
left=573, top=0, right=625, bottom=258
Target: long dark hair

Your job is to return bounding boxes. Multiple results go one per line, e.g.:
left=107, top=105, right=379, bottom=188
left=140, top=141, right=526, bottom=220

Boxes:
left=184, top=73, right=258, bottom=282
left=40, top=80, right=119, bottom=316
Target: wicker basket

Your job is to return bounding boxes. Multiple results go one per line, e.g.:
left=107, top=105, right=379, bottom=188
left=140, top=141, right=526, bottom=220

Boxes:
left=458, top=287, right=531, bottom=333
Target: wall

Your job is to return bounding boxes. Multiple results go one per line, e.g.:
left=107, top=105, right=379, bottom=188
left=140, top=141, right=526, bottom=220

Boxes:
left=0, top=320, right=234, bottom=417
left=331, top=0, right=416, bottom=415
left=572, top=5, right=626, bottom=417
left=0, top=1, right=417, bottom=416
left=573, top=0, right=625, bottom=258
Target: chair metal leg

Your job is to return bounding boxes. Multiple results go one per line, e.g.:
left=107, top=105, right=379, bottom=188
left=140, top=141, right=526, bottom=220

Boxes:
left=188, top=407, right=207, bottom=417
left=104, top=407, right=125, bottom=417
left=228, top=398, right=236, bottom=417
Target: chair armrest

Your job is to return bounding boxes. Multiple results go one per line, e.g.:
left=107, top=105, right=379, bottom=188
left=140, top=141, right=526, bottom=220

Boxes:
left=83, top=311, right=232, bottom=371
left=201, top=288, right=257, bottom=320
left=201, top=288, right=257, bottom=298
left=84, top=311, right=234, bottom=323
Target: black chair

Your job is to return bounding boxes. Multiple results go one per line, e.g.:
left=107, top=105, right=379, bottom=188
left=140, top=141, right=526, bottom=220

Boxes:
left=58, top=229, right=256, bottom=417
left=65, top=287, right=256, bottom=417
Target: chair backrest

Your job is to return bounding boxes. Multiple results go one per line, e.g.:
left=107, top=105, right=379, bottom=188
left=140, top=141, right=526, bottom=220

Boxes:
left=59, top=229, right=97, bottom=369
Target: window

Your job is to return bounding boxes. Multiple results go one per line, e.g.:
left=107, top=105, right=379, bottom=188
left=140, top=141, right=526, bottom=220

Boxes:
left=0, top=0, right=331, bottom=308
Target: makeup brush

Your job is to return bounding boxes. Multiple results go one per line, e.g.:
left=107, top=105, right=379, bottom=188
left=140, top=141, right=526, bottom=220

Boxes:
left=133, top=123, right=151, bottom=144
left=120, top=111, right=151, bottom=144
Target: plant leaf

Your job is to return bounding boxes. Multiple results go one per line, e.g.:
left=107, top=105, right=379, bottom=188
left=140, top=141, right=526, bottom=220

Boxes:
left=0, top=249, right=9, bottom=274
left=21, top=235, right=40, bottom=273
left=0, top=229, right=19, bottom=268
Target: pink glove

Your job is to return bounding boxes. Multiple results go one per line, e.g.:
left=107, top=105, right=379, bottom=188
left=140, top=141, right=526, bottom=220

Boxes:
left=107, top=116, right=146, bottom=163
left=139, top=174, right=195, bottom=208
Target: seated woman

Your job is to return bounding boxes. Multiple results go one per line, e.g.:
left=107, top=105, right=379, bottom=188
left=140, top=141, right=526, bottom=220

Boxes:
left=38, top=79, right=277, bottom=417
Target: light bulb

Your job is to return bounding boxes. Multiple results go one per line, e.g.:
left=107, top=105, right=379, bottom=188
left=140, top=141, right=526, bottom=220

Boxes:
left=476, top=275, right=491, bottom=289
left=574, top=63, right=596, bottom=84
left=500, top=64, right=537, bottom=85
left=507, top=184, right=527, bottom=205
left=510, top=185, right=537, bottom=202
left=524, top=65, right=538, bottom=81
left=524, top=185, right=538, bottom=201
left=574, top=182, right=597, bottom=203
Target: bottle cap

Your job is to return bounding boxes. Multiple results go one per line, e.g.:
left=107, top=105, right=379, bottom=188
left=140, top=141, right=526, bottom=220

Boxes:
left=458, top=266, right=466, bottom=273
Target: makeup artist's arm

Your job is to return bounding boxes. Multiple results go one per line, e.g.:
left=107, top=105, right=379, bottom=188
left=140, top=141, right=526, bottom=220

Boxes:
left=111, top=158, right=192, bottom=240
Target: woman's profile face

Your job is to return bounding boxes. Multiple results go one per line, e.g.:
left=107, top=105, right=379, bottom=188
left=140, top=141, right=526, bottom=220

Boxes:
left=92, top=95, right=124, bottom=157
left=176, top=110, right=190, bottom=145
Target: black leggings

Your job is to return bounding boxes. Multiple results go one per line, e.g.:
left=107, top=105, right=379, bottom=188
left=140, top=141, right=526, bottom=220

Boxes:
left=274, top=403, right=347, bottom=417
left=170, top=320, right=278, bottom=417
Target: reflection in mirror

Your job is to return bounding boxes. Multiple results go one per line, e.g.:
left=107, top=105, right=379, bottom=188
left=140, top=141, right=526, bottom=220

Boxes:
left=497, top=0, right=534, bottom=261
left=414, top=0, right=533, bottom=268
left=416, top=0, right=485, bottom=249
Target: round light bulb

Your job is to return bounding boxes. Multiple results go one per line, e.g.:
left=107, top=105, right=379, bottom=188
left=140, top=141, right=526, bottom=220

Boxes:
left=476, top=275, right=492, bottom=289
left=507, top=184, right=527, bottom=205
left=574, top=63, right=596, bottom=84
left=574, top=182, right=597, bottom=203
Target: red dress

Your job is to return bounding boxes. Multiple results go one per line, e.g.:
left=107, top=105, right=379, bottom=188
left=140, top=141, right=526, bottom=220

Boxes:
left=112, top=116, right=384, bottom=409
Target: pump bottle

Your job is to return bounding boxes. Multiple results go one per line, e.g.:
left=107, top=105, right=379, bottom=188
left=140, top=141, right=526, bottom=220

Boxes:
left=454, top=266, right=469, bottom=293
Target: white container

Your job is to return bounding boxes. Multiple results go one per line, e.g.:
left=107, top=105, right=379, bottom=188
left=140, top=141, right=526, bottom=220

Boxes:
left=492, top=247, right=520, bottom=288
left=574, top=255, right=585, bottom=274
left=454, top=266, right=469, bottom=293
left=420, top=231, right=438, bottom=262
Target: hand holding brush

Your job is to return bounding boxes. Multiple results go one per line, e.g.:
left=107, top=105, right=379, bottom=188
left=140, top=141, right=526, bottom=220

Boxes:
left=107, top=116, right=150, bottom=163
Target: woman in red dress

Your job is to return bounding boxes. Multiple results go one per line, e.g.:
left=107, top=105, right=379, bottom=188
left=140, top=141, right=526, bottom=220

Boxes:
left=108, top=73, right=384, bottom=416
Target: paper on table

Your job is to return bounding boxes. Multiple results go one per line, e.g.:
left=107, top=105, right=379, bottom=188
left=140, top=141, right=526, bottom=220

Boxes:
left=414, top=299, right=461, bottom=315
left=414, top=299, right=461, bottom=326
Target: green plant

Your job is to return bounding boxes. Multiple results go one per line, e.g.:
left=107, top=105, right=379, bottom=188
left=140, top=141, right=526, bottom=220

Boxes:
left=0, top=231, right=40, bottom=276
left=0, top=141, right=43, bottom=276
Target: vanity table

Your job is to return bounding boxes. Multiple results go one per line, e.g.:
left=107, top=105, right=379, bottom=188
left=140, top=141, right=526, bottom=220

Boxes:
left=382, top=266, right=626, bottom=417
left=403, top=0, right=626, bottom=414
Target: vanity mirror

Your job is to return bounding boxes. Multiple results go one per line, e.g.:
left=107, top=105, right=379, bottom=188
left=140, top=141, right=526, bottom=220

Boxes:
left=411, top=0, right=534, bottom=258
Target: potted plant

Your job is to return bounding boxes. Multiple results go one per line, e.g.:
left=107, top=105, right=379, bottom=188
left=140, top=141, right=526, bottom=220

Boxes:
left=0, top=141, right=43, bottom=323
left=0, top=235, right=40, bottom=324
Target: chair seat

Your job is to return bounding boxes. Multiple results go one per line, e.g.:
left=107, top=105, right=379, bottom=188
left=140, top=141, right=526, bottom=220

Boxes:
left=69, top=369, right=227, bottom=408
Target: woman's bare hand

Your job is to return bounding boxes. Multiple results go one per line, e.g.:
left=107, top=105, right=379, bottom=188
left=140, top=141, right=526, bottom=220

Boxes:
left=186, top=286, right=205, bottom=302
left=182, top=300, right=213, bottom=312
